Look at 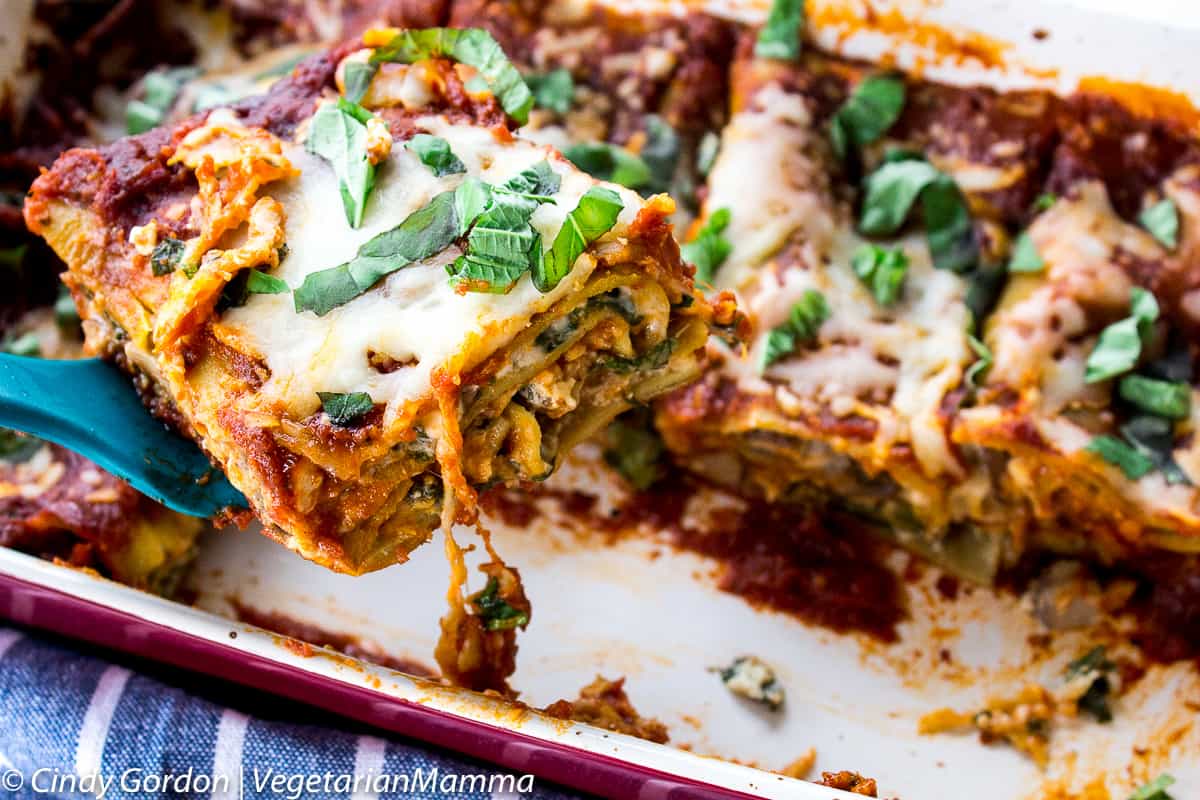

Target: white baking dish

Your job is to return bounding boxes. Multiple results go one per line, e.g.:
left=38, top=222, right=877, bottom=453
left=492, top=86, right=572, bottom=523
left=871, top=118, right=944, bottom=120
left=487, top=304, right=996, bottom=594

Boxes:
left=5, top=2, right=1200, bottom=797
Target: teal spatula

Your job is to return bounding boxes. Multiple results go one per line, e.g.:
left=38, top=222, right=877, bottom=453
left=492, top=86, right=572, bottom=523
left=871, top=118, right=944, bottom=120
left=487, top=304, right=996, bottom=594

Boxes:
left=0, top=354, right=246, bottom=517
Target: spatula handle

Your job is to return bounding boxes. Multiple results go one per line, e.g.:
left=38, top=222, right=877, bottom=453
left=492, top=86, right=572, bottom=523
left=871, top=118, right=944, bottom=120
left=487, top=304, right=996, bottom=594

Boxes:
left=0, top=354, right=245, bottom=518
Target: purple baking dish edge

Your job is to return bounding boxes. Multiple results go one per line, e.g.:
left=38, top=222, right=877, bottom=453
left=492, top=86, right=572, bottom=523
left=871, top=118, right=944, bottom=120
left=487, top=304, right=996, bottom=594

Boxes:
left=0, top=570, right=785, bottom=800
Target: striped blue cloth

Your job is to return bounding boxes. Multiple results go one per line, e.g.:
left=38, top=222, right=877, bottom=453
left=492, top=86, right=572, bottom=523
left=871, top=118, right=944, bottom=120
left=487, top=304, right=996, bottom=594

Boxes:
left=0, top=627, right=579, bottom=799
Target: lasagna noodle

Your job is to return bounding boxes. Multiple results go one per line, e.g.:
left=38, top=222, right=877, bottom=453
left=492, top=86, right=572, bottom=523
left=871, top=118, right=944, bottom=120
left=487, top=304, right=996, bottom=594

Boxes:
left=25, top=42, right=713, bottom=576
left=657, top=48, right=1200, bottom=581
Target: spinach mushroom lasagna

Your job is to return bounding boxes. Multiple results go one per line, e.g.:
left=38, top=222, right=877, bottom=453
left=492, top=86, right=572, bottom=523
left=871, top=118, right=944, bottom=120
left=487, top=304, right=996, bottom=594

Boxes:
left=657, top=22, right=1200, bottom=584
left=23, top=27, right=717, bottom=594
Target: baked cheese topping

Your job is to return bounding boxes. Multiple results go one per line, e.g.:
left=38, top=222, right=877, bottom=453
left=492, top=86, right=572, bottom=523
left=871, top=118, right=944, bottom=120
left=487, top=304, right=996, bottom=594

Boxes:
left=702, top=82, right=972, bottom=479
left=219, top=114, right=644, bottom=422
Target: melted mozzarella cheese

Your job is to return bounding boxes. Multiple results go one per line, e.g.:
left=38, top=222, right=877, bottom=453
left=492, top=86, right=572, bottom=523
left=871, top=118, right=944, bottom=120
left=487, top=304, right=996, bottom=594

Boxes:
left=221, top=117, right=643, bottom=420
left=703, top=83, right=971, bottom=479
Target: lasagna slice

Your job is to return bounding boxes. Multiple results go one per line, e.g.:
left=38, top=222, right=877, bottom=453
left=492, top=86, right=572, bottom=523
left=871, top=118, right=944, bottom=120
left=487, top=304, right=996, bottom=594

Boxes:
left=658, top=37, right=1200, bottom=582
left=25, top=28, right=715, bottom=576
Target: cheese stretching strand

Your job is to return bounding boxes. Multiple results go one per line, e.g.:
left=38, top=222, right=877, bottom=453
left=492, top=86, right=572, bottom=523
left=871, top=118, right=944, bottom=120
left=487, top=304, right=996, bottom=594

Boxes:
left=25, top=30, right=715, bottom=577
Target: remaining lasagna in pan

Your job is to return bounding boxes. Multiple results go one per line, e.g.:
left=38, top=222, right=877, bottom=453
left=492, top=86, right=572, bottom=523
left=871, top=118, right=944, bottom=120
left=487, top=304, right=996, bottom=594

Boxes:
left=25, top=27, right=716, bottom=577
left=657, top=27, right=1200, bottom=583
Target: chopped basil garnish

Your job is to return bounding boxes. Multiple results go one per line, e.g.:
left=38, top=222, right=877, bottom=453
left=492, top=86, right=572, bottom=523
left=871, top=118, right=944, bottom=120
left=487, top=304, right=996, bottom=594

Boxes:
left=1139, top=198, right=1179, bottom=250
left=1086, top=435, right=1155, bottom=480
left=370, top=28, right=533, bottom=124
left=451, top=162, right=564, bottom=293
left=755, top=0, right=804, bottom=61
left=1033, top=192, right=1057, bottom=212
left=317, top=391, right=374, bottom=426
left=535, top=186, right=624, bottom=293
left=343, top=61, right=378, bottom=104
left=1007, top=231, right=1044, bottom=273
left=1084, top=287, right=1159, bottom=383
left=526, top=68, right=575, bottom=115
left=126, top=67, right=199, bottom=135
left=406, top=134, right=466, bottom=177
left=471, top=576, right=528, bottom=631
left=451, top=191, right=545, bottom=294
left=860, top=158, right=977, bottom=274
left=307, top=98, right=377, bottom=228
left=563, top=142, right=652, bottom=190
left=830, top=75, right=906, bottom=161
left=696, top=131, right=721, bottom=177
left=852, top=244, right=908, bottom=306
left=150, top=238, right=186, bottom=276
left=964, top=334, right=993, bottom=386
left=682, top=207, right=733, bottom=285
left=604, top=412, right=667, bottom=491
left=964, top=261, right=1007, bottom=332
left=294, top=190, right=460, bottom=315
left=761, top=290, right=829, bottom=371
left=1121, top=415, right=1192, bottom=485
left=1129, top=774, right=1176, bottom=800
left=220, top=269, right=288, bottom=309
left=245, top=269, right=289, bottom=295
left=1118, top=374, right=1191, bottom=419
left=0, top=429, right=42, bottom=462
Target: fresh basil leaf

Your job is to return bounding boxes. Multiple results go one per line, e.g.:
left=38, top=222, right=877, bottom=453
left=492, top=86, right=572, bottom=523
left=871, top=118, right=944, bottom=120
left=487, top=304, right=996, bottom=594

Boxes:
left=343, top=61, right=378, bottom=104
left=1121, top=415, right=1191, bottom=486
left=306, top=99, right=377, bottom=228
left=964, top=333, right=993, bottom=386
left=294, top=191, right=459, bottom=315
left=696, top=131, right=721, bottom=177
left=760, top=289, right=829, bottom=371
left=536, top=186, right=623, bottom=293
left=449, top=252, right=535, bottom=294
left=922, top=174, right=977, bottom=273
left=1129, top=774, right=1176, bottom=800
left=1118, top=374, right=1191, bottom=419
left=965, top=261, right=1007, bottom=331
left=1008, top=231, right=1044, bottom=273
left=755, top=0, right=804, bottom=61
left=317, top=391, right=374, bottom=426
left=452, top=198, right=541, bottom=293
left=0, top=428, right=42, bottom=462
left=370, top=28, right=534, bottom=124
left=1144, top=340, right=1193, bottom=383
left=526, top=68, right=574, bottom=115
left=641, top=116, right=681, bottom=195
left=1085, top=287, right=1159, bottom=383
left=126, top=67, right=199, bottom=134
left=1033, top=192, right=1057, bottom=212
left=852, top=244, right=908, bottom=306
left=3, top=332, right=39, bottom=357
left=245, top=269, right=289, bottom=295
left=603, top=413, right=666, bottom=490
left=497, top=160, right=561, bottom=200
left=830, top=75, right=906, bottom=161
left=1086, top=435, right=1155, bottom=480
left=682, top=207, right=733, bottom=285
left=471, top=576, right=528, bottom=631
left=406, top=133, right=466, bottom=177
left=563, top=142, right=652, bottom=190
left=150, top=238, right=185, bottom=276
left=1139, top=198, right=1179, bottom=250
left=859, top=159, right=941, bottom=236
left=454, top=177, right=493, bottom=234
